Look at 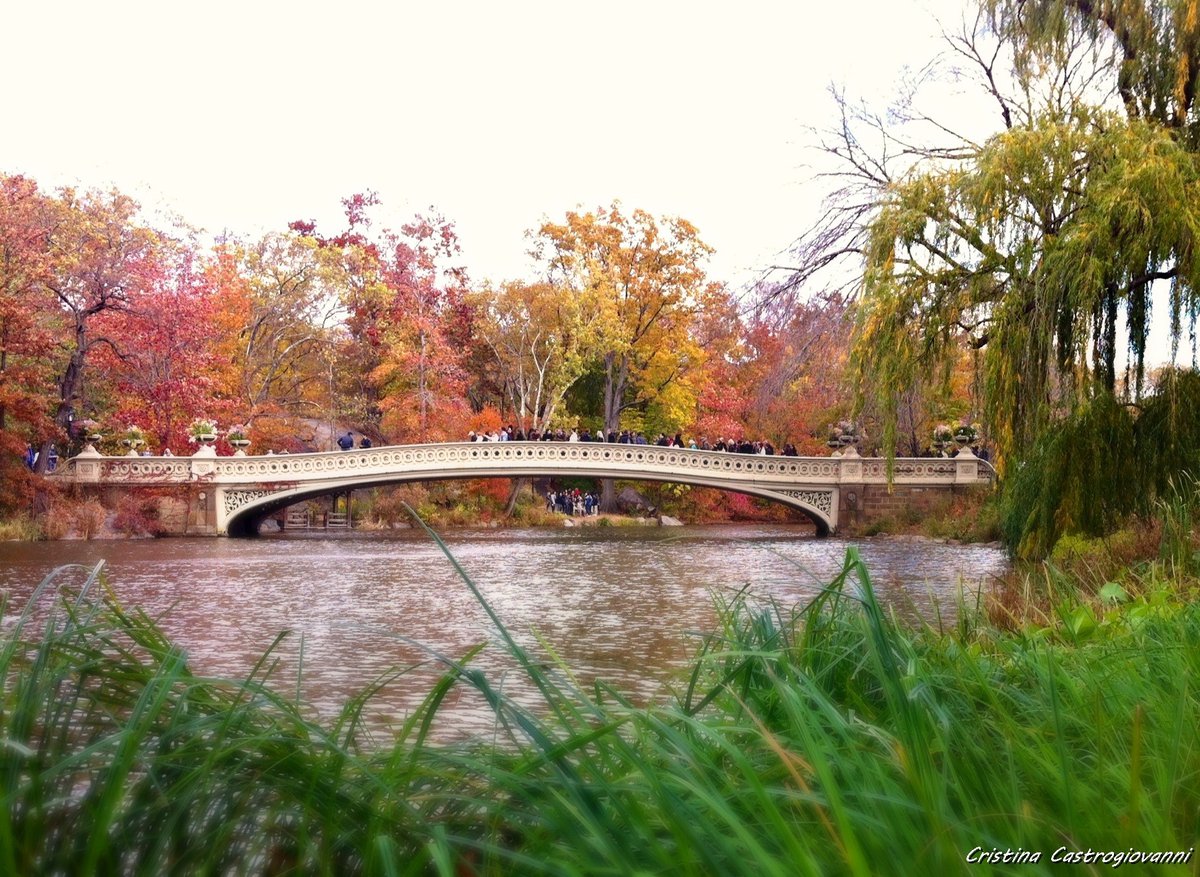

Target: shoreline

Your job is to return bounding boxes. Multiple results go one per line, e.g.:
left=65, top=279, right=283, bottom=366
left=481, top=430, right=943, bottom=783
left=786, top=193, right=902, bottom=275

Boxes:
left=3, top=516, right=1004, bottom=548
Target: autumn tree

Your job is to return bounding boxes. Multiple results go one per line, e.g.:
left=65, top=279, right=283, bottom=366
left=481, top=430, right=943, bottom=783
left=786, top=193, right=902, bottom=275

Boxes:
left=470, top=280, right=593, bottom=431
left=291, top=193, right=389, bottom=432
left=0, top=175, right=57, bottom=511
left=532, top=204, right=714, bottom=434
left=227, top=232, right=345, bottom=424
left=204, top=244, right=253, bottom=406
left=371, top=215, right=471, bottom=442
left=92, top=245, right=223, bottom=450
left=294, top=197, right=472, bottom=443
left=530, top=203, right=714, bottom=508
left=739, top=287, right=854, bottom=450
left=39, top=186, right=160, bottom=473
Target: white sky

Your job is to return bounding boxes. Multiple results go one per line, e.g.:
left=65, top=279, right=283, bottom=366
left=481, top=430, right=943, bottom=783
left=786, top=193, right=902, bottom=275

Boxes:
left=3, top=0, right=966, bottom=288
left=3, top=0, right=1184, bottom=366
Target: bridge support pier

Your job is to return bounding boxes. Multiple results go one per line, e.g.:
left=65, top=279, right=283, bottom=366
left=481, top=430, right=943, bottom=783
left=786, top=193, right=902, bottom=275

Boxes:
left=188, top=489, right=217, bottom=535
left=839, top=483, right=865, bottom=531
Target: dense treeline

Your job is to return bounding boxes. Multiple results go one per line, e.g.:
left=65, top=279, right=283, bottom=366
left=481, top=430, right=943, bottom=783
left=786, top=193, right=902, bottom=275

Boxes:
left=1, top=179, right=956, bottom=521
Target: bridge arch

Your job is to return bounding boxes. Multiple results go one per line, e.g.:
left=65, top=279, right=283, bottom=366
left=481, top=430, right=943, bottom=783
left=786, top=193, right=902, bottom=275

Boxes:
left=223, top=468, right=836, bottom=537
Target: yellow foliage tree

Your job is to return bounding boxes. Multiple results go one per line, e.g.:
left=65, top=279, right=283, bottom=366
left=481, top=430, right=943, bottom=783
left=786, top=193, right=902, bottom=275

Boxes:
left=470, top=279, right=594, bottom=431
left=531, top=203, right=714, bottom=437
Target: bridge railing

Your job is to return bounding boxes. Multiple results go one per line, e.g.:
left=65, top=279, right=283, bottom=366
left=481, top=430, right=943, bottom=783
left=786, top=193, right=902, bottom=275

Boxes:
left=54, top=441, right=994, bottom=487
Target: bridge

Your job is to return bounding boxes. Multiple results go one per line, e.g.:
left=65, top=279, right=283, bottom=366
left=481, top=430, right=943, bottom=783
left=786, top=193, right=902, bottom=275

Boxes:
left=56, top=441, right=994, bottom=537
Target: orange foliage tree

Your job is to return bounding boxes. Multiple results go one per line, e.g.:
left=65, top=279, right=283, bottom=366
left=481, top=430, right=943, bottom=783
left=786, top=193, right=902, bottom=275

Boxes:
left=532, top=203, right=714, bottom=438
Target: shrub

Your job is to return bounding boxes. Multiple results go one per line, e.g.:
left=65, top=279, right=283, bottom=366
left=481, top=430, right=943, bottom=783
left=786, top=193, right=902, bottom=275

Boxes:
left=112, top=494, right=163, bottom=537
left=923, top=491, right=1002, bottom=542
left=508, top=504, right=562, bottom=527
left=40, top=506, right=71, bottom=540
left=71, top=500, right=107, bottom=540
left=359, top=485, right=430, bottom=527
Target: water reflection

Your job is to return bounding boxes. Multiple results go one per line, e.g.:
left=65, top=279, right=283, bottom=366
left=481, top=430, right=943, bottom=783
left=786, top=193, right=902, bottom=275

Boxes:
left=0, top=526, right=1007, bottom=737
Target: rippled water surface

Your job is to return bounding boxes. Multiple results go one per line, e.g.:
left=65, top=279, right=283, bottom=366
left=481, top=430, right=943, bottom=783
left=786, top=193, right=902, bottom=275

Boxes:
left=0, top=526, right=1007, bottom=737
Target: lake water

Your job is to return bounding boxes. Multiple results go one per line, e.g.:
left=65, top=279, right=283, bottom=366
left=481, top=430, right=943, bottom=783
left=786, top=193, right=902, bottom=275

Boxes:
left=0, top=525, right=1008, bottom=738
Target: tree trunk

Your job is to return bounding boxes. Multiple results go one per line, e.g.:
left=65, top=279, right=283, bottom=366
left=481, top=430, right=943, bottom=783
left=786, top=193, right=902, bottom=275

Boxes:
left=599, top=352, right=628, bottom=512
left=35, top=345, right=86, bottom=476
left=505, top=477, right=529, bottom=516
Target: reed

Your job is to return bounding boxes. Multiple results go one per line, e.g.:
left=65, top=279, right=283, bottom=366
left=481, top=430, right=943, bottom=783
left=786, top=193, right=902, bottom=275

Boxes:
left=2, top=542, right=1198, bottom=875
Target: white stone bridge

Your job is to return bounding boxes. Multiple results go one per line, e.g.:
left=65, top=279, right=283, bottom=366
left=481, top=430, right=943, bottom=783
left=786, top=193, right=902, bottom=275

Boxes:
left=56, top=441, right=994, bottom=537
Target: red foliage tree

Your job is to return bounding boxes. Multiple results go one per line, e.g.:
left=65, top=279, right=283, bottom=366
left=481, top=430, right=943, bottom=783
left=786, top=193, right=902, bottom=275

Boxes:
left=294, top=196, right=473, bottom=442
left=92, top=247, right=225, bottom=451
left=38, top=186, right=160, bottom=472
left=0, top=175, right=58, bottom=512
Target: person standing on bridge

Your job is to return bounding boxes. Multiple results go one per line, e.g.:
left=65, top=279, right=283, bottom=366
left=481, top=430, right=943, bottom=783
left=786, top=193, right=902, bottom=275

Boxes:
left=337, top=432, right=354, bottom=450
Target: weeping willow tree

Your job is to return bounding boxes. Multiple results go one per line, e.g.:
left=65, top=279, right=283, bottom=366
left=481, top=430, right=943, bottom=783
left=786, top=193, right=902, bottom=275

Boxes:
left=1134, top=367, right=1200, bottom=494
left=986, top=0, right=1200, bottom=143
left=1000, top=369, right=1200, bottom=556
left=999, top=392, right=1139, bottom=557
left=852, top=1, right=1200, bottom=477
left=856, top=110, right=1200, bottom=473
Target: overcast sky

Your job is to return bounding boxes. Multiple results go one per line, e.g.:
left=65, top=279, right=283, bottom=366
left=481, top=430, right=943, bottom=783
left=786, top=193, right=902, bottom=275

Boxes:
left=4, top=0, right=968, bottom=289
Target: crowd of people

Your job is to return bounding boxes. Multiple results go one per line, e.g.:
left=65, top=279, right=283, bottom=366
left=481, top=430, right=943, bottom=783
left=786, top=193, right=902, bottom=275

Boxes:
left=545, top=488, right=600, bottom=516
left=466, top=426, right=800, bottom=456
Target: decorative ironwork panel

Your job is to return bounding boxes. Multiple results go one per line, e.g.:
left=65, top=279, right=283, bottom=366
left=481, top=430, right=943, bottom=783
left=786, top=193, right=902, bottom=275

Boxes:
left=223, top=489, right=277, bottom=516
left=778, top=489, right=833, bottom=515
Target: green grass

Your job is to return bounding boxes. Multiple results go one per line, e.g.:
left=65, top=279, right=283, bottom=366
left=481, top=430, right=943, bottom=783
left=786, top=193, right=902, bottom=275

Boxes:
left=0, top=514, right=43, bottom=541
left=3, top=528, right=1199, bottom=874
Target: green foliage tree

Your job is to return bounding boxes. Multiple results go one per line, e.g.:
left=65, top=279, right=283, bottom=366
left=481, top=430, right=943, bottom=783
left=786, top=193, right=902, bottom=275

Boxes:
left=856, top=110, right=1200, bottom=472
left=984, top=0, right=1200, bottom=142
left=829, top=2, right=1200, bottom=477
left=781, top=0, right=1200, bottom=551
left=1000, top=391, right=1139, bottom=556
left=1133, top=367, right=1200, bottom=495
